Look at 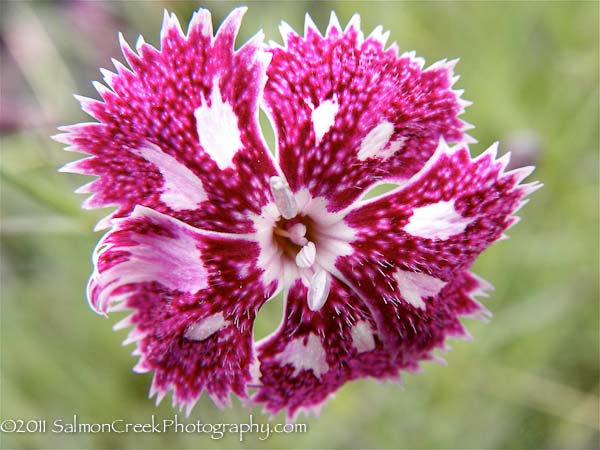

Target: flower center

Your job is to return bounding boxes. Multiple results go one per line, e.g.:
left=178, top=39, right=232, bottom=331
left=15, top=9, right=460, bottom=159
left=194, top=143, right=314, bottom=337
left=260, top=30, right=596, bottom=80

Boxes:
left=272, top=216, right=315, bottom=267
left=269, top=176, right=317, bottom=268
left=272, top=213, right=331, bottom=311
left=251, top=177, right=356, bottom=312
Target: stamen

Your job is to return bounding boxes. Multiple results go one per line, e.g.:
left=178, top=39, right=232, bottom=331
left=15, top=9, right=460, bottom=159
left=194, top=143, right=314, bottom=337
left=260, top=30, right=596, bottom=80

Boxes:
left=273, top=227, right=290, bottom=238
left=307, top=270, right=331, bottom=312
left=269, top=176, right=297, bottom=219
left=288, top=222, right=308, bottom=246
left=295, top=241, right=316, bottom=268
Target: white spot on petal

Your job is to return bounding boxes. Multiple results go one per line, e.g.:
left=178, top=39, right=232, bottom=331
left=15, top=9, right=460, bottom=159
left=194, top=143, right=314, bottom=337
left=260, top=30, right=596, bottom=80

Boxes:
left=357, top=120, right=396, bottom=161
left=184, top=312, right=229, bottom=341
left=275, top=333, right=329, bottom=378
left=351, top=320, right=376, bottom=353
left=380, top=136, right=406, bottom=160
left=133, top=142, right=207, bottom=211
left=311, top=96, right=339, bottom=144
left=404, top=200, right=475, bottom=240
left=194, top=78, right=243, bottom=170
left=393, top=269, right=446, bottom=309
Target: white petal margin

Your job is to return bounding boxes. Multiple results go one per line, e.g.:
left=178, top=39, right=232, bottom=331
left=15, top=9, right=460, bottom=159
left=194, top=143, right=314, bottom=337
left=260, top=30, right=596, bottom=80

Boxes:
left=393, top=269, right=446, bottom=309
left=404, top=200, right=475, bottom=240
left=184, top=312, right=230, bottom=341
left=194, top=77, right=243, bottom=170
left=131, top=142, right=207, bottom=211
left=274, top=333, right=329, bottom=378
left=88, top=207, right=209, bottom=314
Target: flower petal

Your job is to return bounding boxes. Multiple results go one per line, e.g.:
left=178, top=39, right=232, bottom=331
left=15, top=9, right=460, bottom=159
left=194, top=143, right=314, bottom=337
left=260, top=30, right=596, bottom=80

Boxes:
left=89, top=206, right=277, bottom=412
left=254, top=278, right=393, bottom=419
left=342, top=141, right=539, bottom=277
left=253, top=272, right=488, bottom=419
left=54, top=8, right=277, bottom=233
left=337, top=140, right=539, bottom=346
left=263, top=13, right=469, bottom=210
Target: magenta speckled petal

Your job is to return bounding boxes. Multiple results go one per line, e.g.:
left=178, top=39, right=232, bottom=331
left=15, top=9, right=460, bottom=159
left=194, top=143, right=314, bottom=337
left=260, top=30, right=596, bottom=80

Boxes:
left=338, top=141, right=540, bottom=347
left=253, top=271, right=491, bottom=419
left=263, top=13, right=469, bottom=210
left=55, top=8, right=277, bottom=233
left=89, top=206, right=276, bottom=412
left=254, top=278, right=394, bottom=419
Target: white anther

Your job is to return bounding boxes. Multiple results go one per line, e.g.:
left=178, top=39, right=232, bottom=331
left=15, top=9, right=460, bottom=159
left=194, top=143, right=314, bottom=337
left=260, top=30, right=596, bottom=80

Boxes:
left=307, top=270, right=331, bottom=312
left=288, top=222, right=308, bottom=246
left=295, top=241, right=316, bottom=268
left=269, top=176, right=297, bottom=219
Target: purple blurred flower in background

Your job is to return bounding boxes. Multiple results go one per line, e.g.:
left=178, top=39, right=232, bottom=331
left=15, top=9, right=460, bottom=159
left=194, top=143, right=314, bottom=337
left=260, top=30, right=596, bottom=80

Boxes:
left=54, top=8, right=540, bottom=418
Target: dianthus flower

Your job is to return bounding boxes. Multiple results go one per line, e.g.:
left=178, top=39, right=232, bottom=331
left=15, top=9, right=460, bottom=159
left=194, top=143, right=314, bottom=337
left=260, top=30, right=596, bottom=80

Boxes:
left=54, top=8, right=540, bottom=418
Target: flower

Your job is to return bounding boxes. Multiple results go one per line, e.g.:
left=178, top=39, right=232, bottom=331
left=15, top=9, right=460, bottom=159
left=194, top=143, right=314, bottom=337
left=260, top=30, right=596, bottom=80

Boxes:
left=54, top=8, right=540, bottom=419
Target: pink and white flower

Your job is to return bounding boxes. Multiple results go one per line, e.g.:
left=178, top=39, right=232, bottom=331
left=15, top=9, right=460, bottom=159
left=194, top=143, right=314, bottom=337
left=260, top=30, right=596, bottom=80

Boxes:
left=54, top=8, right=540, bottom=418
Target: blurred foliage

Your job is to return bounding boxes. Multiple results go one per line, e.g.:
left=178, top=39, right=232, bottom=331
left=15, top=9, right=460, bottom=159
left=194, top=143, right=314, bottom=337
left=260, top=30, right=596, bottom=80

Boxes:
left=1, top=1, right=598, bottom=449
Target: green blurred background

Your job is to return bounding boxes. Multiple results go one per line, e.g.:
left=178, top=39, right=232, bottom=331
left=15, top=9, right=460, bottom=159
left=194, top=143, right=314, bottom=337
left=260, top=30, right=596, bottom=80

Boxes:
left=1, top=1, right=598, bottom=449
